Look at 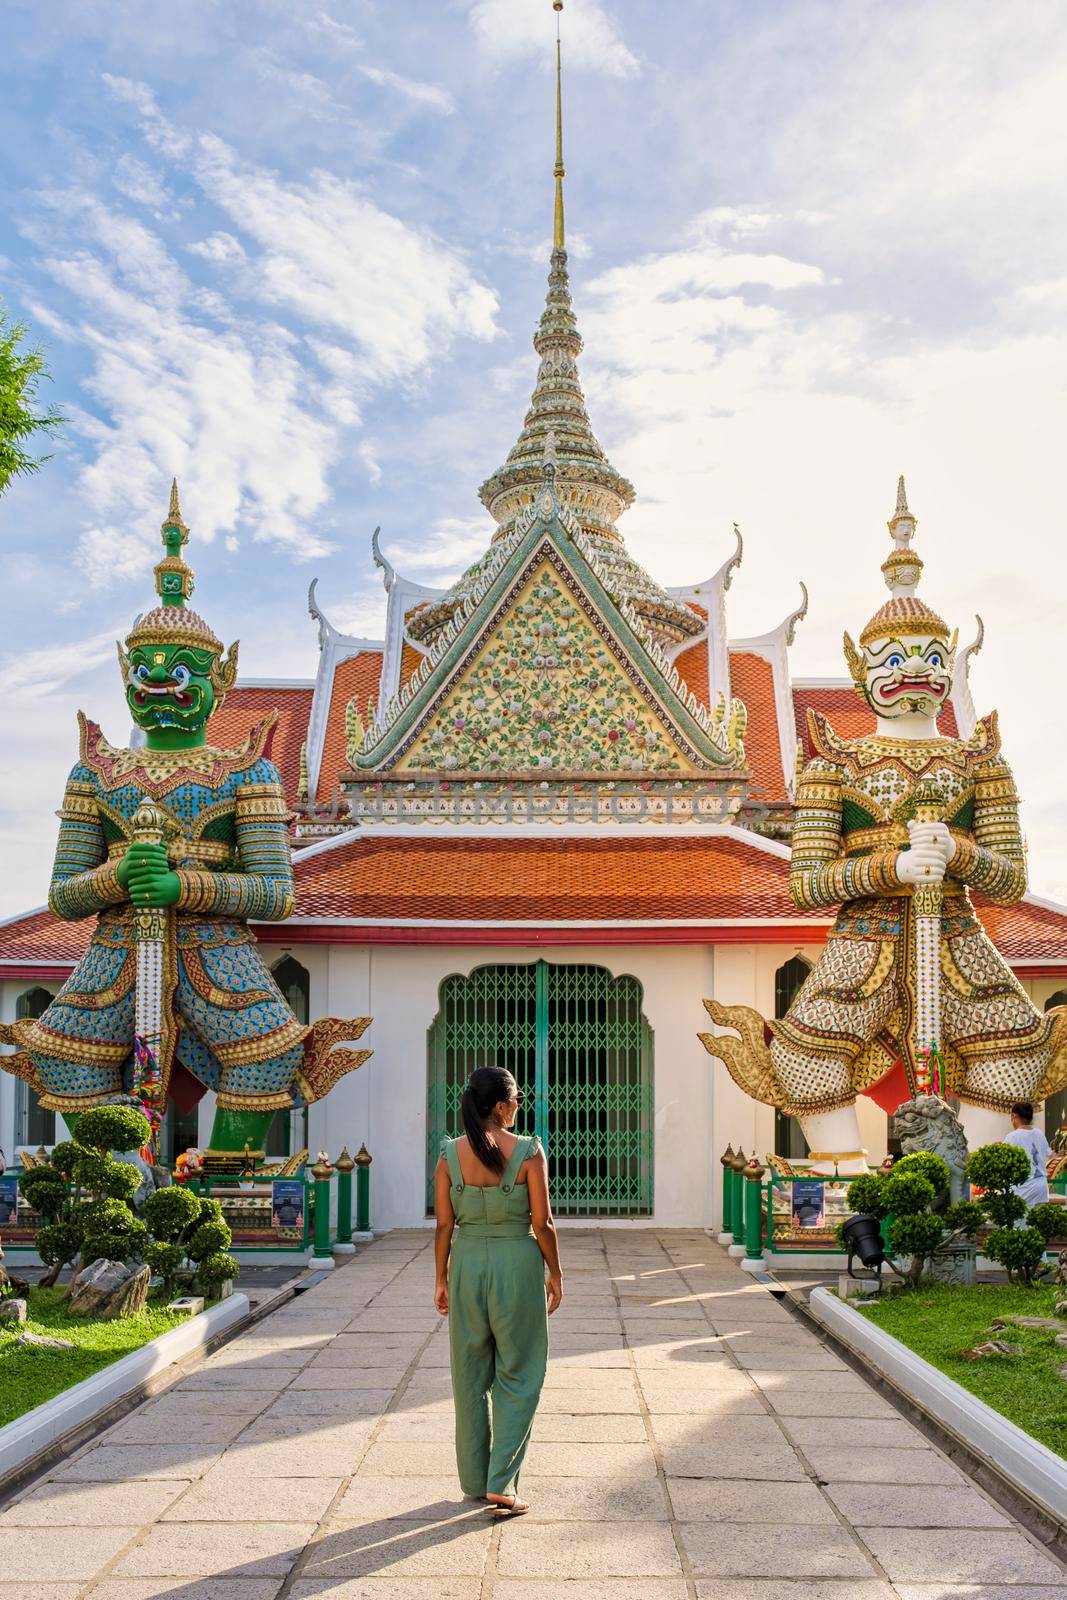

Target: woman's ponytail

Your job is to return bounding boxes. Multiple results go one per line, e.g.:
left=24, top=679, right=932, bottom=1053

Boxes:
left=460, top=1065, right=515, bottom=1174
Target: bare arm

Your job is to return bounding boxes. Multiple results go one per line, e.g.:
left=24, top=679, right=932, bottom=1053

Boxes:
left=433, top=1156, right=455, bottom=1315
left=527, top=1148, right=563, bottom=1314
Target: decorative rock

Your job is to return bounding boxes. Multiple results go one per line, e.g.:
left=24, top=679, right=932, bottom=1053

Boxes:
left=958, top=1339, right=1022, bottom=1359
left=0, top=1297, right=28, bottom=1324
left=67, top=1259, right=151, bottom=1320
left=990, top=1315, right=1065, bottom=1332
left=16, top=1330, right=74, bottom=1349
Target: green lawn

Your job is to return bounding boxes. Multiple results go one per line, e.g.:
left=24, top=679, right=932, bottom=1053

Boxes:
left=857, top=1282, right=1067, bottom=1458
left=0, top=1287, right=191, bottom=1429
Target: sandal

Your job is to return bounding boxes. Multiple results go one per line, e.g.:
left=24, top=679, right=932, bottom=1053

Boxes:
left=486, top=1494, right=530, bottom=1517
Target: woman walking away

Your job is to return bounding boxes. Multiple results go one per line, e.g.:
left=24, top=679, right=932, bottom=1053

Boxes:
left=434, top=1065, right=563, bottom=1518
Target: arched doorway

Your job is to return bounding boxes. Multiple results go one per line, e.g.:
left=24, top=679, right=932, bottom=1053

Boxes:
left=426, top=960, right=654, bottom=1217
left=15, top=987, right=56, bottom=1148
left=773, top=956, right=811, bottom=1161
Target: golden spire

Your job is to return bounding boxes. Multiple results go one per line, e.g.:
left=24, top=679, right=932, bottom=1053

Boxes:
left=553, top=1, right=565, bottom=252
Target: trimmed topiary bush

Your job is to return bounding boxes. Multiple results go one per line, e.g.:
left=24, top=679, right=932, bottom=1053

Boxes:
left=186, top=1220, right=231, bottom=1263
left=72, top=1150, right=142, bottom=1201
left=842, top=1173, right=886, bottom=1219
left=1028, top=1202, right=1063, bottom=1243
left=74, top=1104, right=151, bottom=1155
left=144, top=1186, right=201, bottom=1242
left=196, top=1252, right=239, bottom=1295
left=881, top=1171, right=937, bottom=1217
left=984, top=1226, right=1049, bottom=1285
left=18, top=1165, right=67, bottom=1221
left=892, top=1151, right=951, bottom=1193
left=144, top=1240, right=186, bottom=1298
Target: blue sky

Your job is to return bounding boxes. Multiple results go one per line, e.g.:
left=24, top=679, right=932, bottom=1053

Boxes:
left=1, top=0, right=1066, bottom=915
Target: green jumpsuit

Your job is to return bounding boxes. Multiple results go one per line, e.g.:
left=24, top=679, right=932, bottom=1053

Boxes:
left=443, top=1134, right=550, bottom=1500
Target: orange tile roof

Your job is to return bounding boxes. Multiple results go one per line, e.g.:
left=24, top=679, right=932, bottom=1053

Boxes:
left=289, top=832, right=803, bottom=923
left=730, top=652, right=788, bottom=805
left=674, top=638, right=709, bottom=710
left=2, top=839, right=1067, bottom=966
left=0, top=907, right=95, bottom=968
left=316, top=651, right=384, bottom=803
left=210, top=686, right=313, bottom=807
left=399, top=641, right=424, bottom=694
left=793, top=685, right=959, bottom=759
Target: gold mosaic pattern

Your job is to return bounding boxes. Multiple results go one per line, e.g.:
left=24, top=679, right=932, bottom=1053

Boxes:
left=401, top=558, right=699, bottom=776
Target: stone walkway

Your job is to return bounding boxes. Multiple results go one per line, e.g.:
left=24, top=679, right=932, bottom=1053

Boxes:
left=3, top=1228, right=1066, bottom=1599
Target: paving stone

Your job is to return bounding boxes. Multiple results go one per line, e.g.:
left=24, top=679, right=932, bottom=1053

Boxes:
left=536, top=1386, right=642, bottom=1414
left=662, top=1444, right=805, bottom=1481
left=104, top=1410, right=256, bottom=1446
left=694, top=1583, right=895, bottom=1600
left=858, top=1528, right=1067, bottom=1584
left=749, top=1368, right=871, bottom=1391
left=679, top=1521, right=878, bottom=1578
left=225, top=1424, right=374, bottom=1477
left=290, top=1582, right=480, bottom=1600
left=803, top=1447, right=967, bottom=1484
left=289, top=1367, right=408, bottom=1390
left=826, top=1482, right=1013, bottom=1528
left=91, top=1583, right=283, bottom=1600
left=667, top=1478, right=835, bottom=1522
left=162, top=1471, right=342, bottom=1522
left=0, top=1586, right=86, bottom=1600
left=530, top=1412, right=649, bottom=1441
left=53, top=1444, right=221, bottom=1481
left=495, top=1519, right=682, bottom=1577
left=546, top=1348, right=632, bottom=1368
left=264, top=1388, right=393, bottom=1417
left=178, top=1369, right=295, bottom=1391
left=0, top=1477, right=187, bottom=1524
left=783, top=1416, right=928, bottom=1451
left=520, top=1440, right=658, bottom=1478
left=0, top=1525, right=142, bottom=1580
left=734, top=1350, right=848, bottom=1371
left=376, top=1414, right=458, bottom=1441
left=763, top=1389, right=898, bottom=1418
left=891, top=1587, right=1067, bottom=1600
left=496, top=1583, right=689, bottom=1600
left=113, top=1521, right=316, bottom=1577
left=131, top=1391, right=271, bottom=1417
left=638, top=1379, right=763, bottom=1413
left=300, top=1517, right=491, bottom=1577
left=541, top=1365, right=638, bottom=1389
left=648, top=1414, right=783, bottom=1447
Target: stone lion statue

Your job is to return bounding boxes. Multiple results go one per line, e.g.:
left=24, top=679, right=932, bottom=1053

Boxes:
left=893, top=1094, right=969, bottom=1204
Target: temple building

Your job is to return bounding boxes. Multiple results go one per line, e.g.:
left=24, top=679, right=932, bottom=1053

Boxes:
left=3, top=46, right=1067, bottom=1228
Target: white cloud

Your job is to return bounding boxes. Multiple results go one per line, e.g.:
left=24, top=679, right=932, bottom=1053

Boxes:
left=359, top=64, right=455, bottom=116
left=187, top=232, right=246, bottom=265
left=467, top=0, right=639, bottom=78
left=193, top=135, right=499, bottom=382
left=111, top=154, right=177, bottom=216
left=0, top=628, right=121, bottom=700
left=391, top=514, right=495, bottom=580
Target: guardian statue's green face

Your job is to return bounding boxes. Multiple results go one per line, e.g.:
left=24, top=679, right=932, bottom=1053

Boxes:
left=124, top=643, right=217, bottom=735
left=115, top=481, right=238, bottom=749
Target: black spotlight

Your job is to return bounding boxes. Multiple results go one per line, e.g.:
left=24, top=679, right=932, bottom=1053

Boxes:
left=841, top=1213, right=885, bottom=1283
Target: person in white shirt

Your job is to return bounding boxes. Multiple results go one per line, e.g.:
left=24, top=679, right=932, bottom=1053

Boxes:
left=1003, top=1102, right=1051, bottom=1208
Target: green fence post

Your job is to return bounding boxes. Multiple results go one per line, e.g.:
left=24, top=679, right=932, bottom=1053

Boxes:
left=726, top=1149, right=748, bottom=1255
left=717, top=1145, right=736, bottom=1244
left=310, top=1153, right=335, bottom=1271
left=334, top=1147, right=355, bottom=1254
left=741, top=1156, right=767, bottom=1271
left=355, top=1143, right=373, bottom=1237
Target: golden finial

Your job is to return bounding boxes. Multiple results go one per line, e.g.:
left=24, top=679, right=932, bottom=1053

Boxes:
left=553, top=1, right=565, bottom=252
left=164, top=477, right=189, bottom=543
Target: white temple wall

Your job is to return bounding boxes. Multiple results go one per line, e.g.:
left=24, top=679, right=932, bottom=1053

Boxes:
left=277, top=939, right=846, bottom=1232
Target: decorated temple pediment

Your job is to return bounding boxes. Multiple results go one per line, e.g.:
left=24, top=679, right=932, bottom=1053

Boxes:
left=340, top=471, right=749, bottom=825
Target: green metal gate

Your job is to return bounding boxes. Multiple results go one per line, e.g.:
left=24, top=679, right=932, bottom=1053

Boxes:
left=426, top=960, right=654, bottom=1216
